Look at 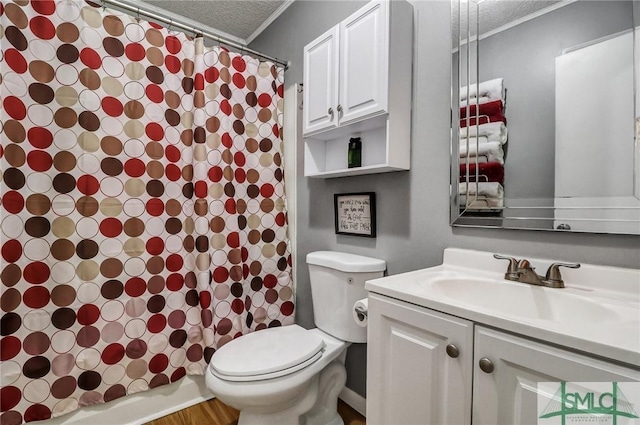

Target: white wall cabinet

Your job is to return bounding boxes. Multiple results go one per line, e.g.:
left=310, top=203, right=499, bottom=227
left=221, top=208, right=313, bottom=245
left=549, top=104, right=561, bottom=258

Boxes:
left=367, top=294, right=640, bottom=425
left=302, top=0, right=413, bottom=178
left=303, top=26, right=339, bottom=134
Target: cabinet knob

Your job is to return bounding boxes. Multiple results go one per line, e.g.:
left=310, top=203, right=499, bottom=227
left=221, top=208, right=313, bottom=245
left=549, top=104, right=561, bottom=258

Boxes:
left=479, top=357, right=494, bottom=373
left=327, top=107, right=334, bottom=116
left=337, top=104, right=343, bottom=113
left=446, top=344, right=459, bottom=358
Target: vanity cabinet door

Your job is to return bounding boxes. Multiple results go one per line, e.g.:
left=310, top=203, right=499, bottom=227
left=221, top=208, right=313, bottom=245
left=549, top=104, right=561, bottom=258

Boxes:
left=472, top=326, right=640, bottom=425
left=366, top=294, right=473, bottom=425
left=303, top=25, right=340, bottom=134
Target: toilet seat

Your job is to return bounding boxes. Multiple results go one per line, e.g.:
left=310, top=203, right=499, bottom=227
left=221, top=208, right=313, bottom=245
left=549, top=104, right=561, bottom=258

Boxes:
left=209, top=325, right=326, bottom=382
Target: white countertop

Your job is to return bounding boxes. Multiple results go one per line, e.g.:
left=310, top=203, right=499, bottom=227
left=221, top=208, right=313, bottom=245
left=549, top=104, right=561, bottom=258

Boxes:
left=365, top=248, right=640, bottom=368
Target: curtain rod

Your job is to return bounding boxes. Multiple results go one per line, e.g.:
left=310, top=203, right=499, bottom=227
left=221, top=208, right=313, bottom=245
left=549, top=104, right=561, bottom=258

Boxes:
left=97, top=0, right=290, bottom=70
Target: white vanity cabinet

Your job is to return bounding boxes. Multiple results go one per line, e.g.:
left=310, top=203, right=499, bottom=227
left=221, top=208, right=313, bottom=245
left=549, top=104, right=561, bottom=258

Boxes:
left=302, top=0, right=412, bottom=178
left=367, top=294, right=640, bottom=425
left=366, top=294, right=473, bottom=425
left=472, top=326, right=640, bottom=425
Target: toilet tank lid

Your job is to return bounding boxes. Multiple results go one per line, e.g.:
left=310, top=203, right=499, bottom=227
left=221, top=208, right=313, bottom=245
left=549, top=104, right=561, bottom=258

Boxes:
left=306, top=251, right=386, bottom=273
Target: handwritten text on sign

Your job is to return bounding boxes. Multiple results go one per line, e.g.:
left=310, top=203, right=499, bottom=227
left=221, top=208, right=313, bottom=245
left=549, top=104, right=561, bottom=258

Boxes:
left=337, top=194, right=373, bottom=235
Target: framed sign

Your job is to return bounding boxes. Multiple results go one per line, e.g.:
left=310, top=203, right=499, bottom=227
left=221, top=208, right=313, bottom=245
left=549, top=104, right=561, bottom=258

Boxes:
left=334, top=192, right=376, bottom=237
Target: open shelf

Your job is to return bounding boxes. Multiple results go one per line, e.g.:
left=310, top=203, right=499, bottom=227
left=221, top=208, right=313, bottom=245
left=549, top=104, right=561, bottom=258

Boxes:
left=304, top=114, right=409, bottom=178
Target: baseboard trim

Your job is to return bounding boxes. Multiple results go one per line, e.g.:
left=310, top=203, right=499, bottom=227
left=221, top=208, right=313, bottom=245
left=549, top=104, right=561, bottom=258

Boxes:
left=39, top=375, right=214, bottom=425
left=339, top=386, right=367, bottom=417
left=39, top=375, right=364, bottom=424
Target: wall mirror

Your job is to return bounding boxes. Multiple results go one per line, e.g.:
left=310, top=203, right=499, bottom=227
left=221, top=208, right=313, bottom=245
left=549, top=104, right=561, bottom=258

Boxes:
left=451, top=0, right=640, bottom=235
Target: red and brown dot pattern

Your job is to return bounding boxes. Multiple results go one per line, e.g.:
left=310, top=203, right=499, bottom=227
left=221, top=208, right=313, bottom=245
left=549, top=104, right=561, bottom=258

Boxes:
left=0, top=1, right=293, bottom=424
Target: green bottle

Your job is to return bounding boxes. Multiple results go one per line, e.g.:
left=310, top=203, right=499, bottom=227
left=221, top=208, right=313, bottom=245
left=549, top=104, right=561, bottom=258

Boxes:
left=348, top=137, right=362, bottom=168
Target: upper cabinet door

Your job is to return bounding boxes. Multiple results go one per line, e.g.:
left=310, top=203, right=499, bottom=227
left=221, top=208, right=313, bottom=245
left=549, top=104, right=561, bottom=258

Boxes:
left=338, top=0, right=389, bottom=125
left=303, top=26, right=340, bottom=134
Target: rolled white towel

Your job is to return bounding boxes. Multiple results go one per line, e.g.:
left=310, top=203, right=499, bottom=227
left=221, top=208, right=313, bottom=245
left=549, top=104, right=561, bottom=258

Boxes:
left=460, top=78, right=504, bottom=102
left=459, top=136, right=488, bottom=146
left=459, top=140, right=504, bottom=164
left=459, top=195, right=504, bottom=209
left=462, top=156, right=489, bottom=164
left=460, top=122, right=508, bottom=145
left=459, top=182, right=504, bottom=198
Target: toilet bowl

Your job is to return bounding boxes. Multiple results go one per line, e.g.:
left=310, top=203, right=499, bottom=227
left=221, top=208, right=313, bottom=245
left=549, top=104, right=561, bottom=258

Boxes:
left=206, top=326, right=348, bottom=425
left=205, top=251, right=386, bottom=425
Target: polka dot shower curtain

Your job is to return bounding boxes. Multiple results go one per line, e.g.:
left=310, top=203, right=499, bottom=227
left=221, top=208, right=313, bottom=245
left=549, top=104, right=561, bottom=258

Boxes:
left=0, top=1, right=293, bottom=423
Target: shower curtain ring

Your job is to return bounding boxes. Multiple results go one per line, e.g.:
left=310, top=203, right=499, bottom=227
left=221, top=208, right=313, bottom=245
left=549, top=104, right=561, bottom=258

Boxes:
left=136, top=7, right=140, bottom=22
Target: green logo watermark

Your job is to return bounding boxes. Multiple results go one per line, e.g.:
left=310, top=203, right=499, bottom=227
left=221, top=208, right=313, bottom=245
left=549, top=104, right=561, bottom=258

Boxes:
left=538, top=382, right=640, bottom=425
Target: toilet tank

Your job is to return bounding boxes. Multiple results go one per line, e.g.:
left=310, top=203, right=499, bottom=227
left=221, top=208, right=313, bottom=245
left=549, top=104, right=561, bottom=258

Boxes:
left=306, top=251, right=386, bottom=343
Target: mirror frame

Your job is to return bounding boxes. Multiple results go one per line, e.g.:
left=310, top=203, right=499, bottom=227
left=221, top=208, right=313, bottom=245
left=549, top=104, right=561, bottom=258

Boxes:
left=450, top=0, right=640, bottom=235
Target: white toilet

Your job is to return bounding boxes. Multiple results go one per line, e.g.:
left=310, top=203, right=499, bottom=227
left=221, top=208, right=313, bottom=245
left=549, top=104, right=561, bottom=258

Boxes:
left=205, top=251, right=386, bottom=425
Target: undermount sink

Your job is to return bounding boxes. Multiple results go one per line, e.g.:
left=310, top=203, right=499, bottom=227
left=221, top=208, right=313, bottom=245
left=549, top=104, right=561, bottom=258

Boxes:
left=423, top=275, right=621, bottom=323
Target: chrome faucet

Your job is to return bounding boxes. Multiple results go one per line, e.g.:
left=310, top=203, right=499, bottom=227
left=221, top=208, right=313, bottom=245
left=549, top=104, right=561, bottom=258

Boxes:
left=493, top=254, right=580, bottom=288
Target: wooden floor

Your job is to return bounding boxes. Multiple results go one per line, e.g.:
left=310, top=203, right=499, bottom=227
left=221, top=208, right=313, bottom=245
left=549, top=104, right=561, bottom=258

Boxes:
left=145, top=398, right=365, bottom=425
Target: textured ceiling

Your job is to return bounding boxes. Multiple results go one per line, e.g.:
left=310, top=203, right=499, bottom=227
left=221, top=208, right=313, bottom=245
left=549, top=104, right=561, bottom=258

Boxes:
left=137, top=1, right=567, bottom=45
left=453, top=0, right=564, bottom=39
left=140, top=0, right=287, bottom=42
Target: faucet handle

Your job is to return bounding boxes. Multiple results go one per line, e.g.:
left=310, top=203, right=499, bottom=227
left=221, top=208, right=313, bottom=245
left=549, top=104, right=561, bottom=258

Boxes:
left=544, top=262, right=581, bottom=288
left=493, top=254, right=520, bottom=281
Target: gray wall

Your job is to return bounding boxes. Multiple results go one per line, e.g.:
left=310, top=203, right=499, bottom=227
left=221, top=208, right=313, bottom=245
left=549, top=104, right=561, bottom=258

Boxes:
left=251, top=1, right=640, bottom=399
left=476, top=1, right=633, bottom=200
